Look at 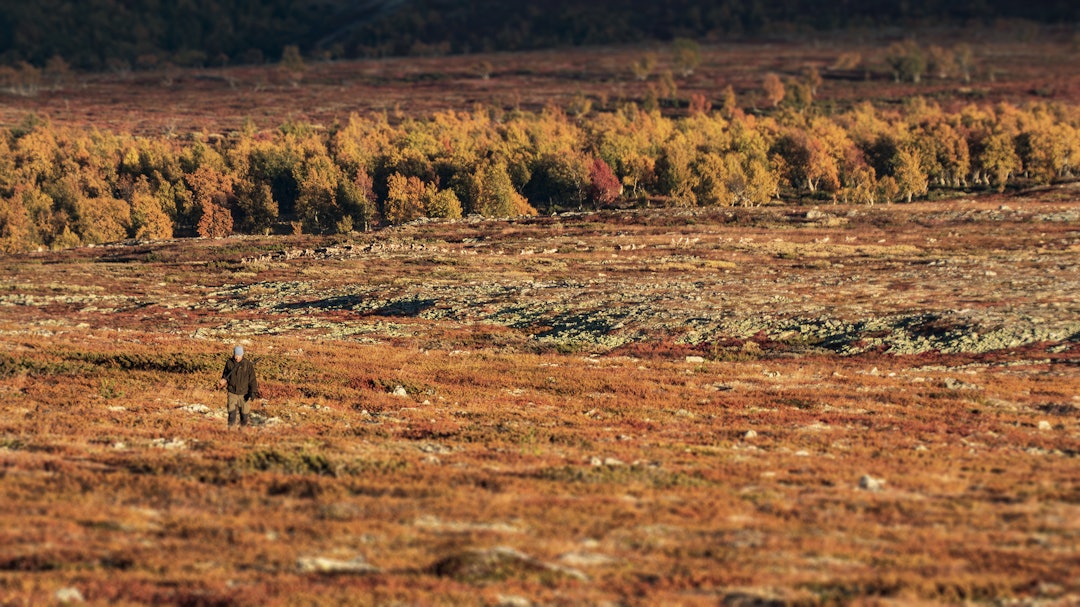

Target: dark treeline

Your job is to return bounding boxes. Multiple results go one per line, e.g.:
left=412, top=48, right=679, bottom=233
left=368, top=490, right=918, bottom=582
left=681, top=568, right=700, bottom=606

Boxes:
left=0, top=0, right=335, bottom=70
left=345, top=0, right=1080, bottom=57
left=0, top=0, right=1076, bottom=70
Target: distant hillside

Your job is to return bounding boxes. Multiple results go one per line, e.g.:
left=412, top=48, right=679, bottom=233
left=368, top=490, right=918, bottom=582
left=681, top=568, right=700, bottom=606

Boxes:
left=333, top=0, right=1080, bottom=56
left=0, top=0, right=382, bottom=69
left=0, top=0, right=1076, bottom=70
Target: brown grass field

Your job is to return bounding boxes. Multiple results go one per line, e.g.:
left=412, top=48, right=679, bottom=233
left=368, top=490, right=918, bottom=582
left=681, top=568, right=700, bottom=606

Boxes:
left=1, top=37, right=1079, bottom=606
left=1, top=194, right=1078, bottom=605
left=3, top=31, right=1079, bottom=136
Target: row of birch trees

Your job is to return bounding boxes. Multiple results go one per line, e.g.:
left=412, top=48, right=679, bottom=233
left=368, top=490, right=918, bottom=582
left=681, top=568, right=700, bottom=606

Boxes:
left=1, top=98, right=1079, bottom=252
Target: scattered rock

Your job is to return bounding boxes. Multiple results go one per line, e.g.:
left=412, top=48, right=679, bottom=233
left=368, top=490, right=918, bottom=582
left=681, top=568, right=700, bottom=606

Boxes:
left=1037, top=420, right=1053, bottom=431
left=178, top=403, right=211, bottom=414
left=744, top=430, right=758, bottom=439
left=858, top=474, right=886, bottom=492
left=944, top=378, right=981, bottom=391
left=149, top=438, right=187, bottom=450
left=1033, top=581, right=1064, bottom=597
left=250, top=413, right=283, bottom=427
left=414, top=515, right=522, bottom=534
left=685, top=355, right=705, bottom=364
left=297, top=555, right=379, bottom=575
left=558, top=552, right=619, bottom=567
left=55, top=588, right=84, bottom=603
left=429, top=546, right=587, bottom=583
left=201, top=249, right=1080, bottom=357
left=391, top=385, right=409, bottom=398
left=496, top=596, right=534, bottom=607
left=722, top=587, right=817, bottom=606
left=590, top=457, right=625, bottom=467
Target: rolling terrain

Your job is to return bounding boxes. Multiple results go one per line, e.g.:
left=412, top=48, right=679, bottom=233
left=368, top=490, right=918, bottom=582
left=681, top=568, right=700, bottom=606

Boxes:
left=3, top=33, right=1079, bottom=137
left=1, top=31, right=1079, bottom=606
left=1, top=192, right=1077, bottom=605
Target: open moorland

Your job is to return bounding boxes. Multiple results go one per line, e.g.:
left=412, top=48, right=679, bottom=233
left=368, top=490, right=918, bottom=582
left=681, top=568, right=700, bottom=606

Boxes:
left=1, top=189, right=1078, bottom=605
left=3, top=32, right=1080, bottom=136
left=1, top=33, right=1080, bottom=606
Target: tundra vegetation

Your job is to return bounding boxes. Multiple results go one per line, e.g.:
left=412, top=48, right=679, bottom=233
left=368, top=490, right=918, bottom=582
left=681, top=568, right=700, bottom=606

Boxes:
left=0, top=35, right=1078, bottom=606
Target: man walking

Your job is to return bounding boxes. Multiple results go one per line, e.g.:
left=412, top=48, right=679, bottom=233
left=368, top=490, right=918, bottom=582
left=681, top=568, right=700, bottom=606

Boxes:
left=218, top=345, right=259, bottom=428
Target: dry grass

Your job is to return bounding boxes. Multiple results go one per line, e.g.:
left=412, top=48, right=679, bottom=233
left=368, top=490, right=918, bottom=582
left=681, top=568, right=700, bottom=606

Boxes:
left=2, top=35, right=1079, bottom=136
left=2, top=35, right=1079, bottom=604
left=0, top=193, right=1077, bottom=605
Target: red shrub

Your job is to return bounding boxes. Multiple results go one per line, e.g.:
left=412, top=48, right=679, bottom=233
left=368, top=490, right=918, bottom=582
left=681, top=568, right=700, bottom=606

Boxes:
left=587, top=157, right=622, bottom=206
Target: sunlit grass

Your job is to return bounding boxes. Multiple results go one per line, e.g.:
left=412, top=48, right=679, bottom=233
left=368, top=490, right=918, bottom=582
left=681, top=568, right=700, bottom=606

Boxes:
left=1, top=199, right=1077, bottom=605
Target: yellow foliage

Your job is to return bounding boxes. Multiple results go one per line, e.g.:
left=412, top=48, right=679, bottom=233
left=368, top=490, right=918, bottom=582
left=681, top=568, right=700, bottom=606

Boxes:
left=0, top=193, right=35, bottom=253
left=0, top=94, right=1077, bottom=252
left=75, top=195, right=131, bottom=244
left=130, top=180, right=173, bottom=240
left=763, top=73, right=785, bottom=107
left=385, top=172, right=427, bottom=225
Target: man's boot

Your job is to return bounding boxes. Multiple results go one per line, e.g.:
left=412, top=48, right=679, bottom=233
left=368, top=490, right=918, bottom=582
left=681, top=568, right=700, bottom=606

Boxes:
left=228, top=410, right=238, bottom=427
left=239, top=412, right=250, bottom=427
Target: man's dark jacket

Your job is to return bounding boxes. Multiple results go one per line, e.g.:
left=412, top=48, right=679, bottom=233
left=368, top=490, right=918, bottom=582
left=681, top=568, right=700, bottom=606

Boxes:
left=222, top=357, right=258, bottom=398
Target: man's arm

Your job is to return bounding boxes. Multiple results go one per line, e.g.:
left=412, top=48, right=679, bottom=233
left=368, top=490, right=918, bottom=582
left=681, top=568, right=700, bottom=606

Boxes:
left=217, top=359, right=231, bottom=389
left=247, top=362, right=260, bottom=398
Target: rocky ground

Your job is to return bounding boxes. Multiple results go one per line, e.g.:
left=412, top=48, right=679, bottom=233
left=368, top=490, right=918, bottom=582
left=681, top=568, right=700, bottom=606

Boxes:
left=6, top=192, right=1077, bottom=360
left=0, top=192, right=1078, bottom=606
